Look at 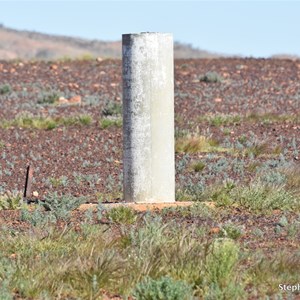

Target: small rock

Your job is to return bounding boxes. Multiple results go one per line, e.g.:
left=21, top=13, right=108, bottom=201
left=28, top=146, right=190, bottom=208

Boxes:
left=33, top=191, right=39, bottom=197
left=96, top=57, right=103, bottom=62
left=210, top=227, right=220, bottom=234
left=68, top=95, right=81, bottom=104
left=214, top=98, right=222, bottom=103
left=50, top=64, right=58, bottom=70
left=58, top=96, right=69, bottom=104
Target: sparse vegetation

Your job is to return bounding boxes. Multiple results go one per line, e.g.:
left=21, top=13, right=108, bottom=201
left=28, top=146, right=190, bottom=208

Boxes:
left=0, top=84, right=11, bottom=95
left=37, top=90, right=60, bottom=105
left=219, top=222, right=244, bottom=240
left=211, top=180, right=300, bottom=212
left=133, top=276, right=193, bottom=300
left=41, top=192, right=85, bottom=220
left=106, top=206, right=137, bottom=224
left=102, top=100, right=122, bottom=116
left=205, top=238, right=243, bottom=298
left=200, top=114, right=241, bottom=126
left=0, top=114, right=93, bottom=130
left=0, top=190, right=23, bottom=210
left=199, top=71, right=223, bottom=83
left=176, top=133, right=226, bottom=153
left=191, top=160, right=206, bottom=172
left=100, top=117, right=122, bottom=129
left=1, top=57, right=300, bottom=300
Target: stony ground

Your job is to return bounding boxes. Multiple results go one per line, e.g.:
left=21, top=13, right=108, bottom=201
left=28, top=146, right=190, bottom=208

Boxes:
left=0, top=58, right=299, bottom=198
left=1, top=58, right=300, bottom=299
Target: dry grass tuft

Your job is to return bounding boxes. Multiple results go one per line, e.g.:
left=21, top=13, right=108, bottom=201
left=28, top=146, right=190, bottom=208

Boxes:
left=176, top=134, right=226, bottom=154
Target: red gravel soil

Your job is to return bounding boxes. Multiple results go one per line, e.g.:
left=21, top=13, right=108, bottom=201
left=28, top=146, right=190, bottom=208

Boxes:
left=0, top=58, right=299, bottom=198
left=0, top=58, right=300, bottom=253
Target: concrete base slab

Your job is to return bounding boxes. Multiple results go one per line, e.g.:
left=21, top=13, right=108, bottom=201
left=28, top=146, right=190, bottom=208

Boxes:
left=78, top=201, right=194, bottom=212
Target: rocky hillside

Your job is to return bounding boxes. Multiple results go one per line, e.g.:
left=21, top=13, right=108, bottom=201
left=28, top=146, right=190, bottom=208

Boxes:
left=0, top=24, right=221, bottom=60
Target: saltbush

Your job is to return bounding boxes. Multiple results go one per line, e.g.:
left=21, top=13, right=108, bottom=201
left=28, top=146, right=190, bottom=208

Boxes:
left=133, top=276, right=193, bottom=300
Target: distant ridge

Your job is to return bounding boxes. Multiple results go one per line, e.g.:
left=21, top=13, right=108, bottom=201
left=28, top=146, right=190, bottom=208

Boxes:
left=270, top=54, right=300, bottom=60
left=0, top=24, right=222, bottom=60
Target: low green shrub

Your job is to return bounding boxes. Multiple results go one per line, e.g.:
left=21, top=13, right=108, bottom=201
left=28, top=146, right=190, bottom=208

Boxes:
left=199, top=71, right=222, bottom=83
left=219, top=222, right=244, bottom=240
left=0, top=84, right=11, bottom=95
left=102, top=101, right=122, bottom=116
left=205, top=238, right=240, bottom=288
left=107, top=206, right=137, bottom=224
left=37, top=91, right=60, bottom=104
left=100, top=118, right=122, bottom=129
left=133, top=276, right=193, bottom=300
left=41, top=192, right=85, bottom=220
left=210, top=180, right=300, bottom=212
left=0, top=191, right=23, bottom=210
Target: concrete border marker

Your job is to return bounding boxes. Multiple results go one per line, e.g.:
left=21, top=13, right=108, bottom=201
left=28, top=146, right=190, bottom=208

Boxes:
left=122, top=32, right=175, bottom=203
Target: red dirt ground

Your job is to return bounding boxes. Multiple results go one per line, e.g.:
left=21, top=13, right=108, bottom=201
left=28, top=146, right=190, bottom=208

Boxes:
left=1, top=58, right=300, bottom=259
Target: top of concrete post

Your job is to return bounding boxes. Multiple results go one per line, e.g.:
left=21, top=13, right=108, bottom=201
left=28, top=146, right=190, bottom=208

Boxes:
left=122, top=32, right=172, bottom=36
left=122, top=32, right=173, bottom=44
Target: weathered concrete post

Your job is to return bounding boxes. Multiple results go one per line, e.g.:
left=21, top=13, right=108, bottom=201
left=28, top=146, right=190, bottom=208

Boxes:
left=122, top=32, right=174, bottom=203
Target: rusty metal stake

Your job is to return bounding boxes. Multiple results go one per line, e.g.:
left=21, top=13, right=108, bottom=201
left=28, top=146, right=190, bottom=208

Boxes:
left=23, top=165, right=33, bottom=200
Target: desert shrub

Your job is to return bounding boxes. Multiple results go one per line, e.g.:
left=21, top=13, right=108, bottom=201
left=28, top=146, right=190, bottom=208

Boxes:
left=37, top=91, right=60, bottom=104
left=234, top=182, right=299, bottom=212
left=219, top=222, right=244, bottom=240
left=48, top=175, right=69, bottom=188
left=77, top=53, right=94, bottom=60
left=100, top=118, right=122, bottom=129
left=0, top=84, right=11, bottom=95
left=205, top=282, right=245, bottom=300
left=60, top=249, right=123, bottom=298
left=41, top=192, right=85, bottom=220
left=260, top=171, right=286, bottom=185
left=161, top=203, right=213, bottom=219
left=20, top=206, right=56, bottom=226
left=201, top=114, right=241, bottom=126
left=210, top=180, right=236, bottom=207
left=102, top=100, right=122, bottom=116
left=0, top=191, right=23, bottom=210
left=282, top=165, right=300, bottom=197
left=77, top=114, right=93, bottom=126
left=0, top=257, right=15, bottom=300
left=176, top=180, right=206, bottom=202
left=191, top=161, right=206, bottom=172
left=244, top=142, right=271, bottom=158
left=107, top=206, right=137, bottom=224
left=8, top=113, right=58, bottom=130
left=133, top=276, right=193, bottom=300
left=61, top=115, right=93, bottom=126
left=249, top=251, right=300, bottom=295
left=199, top=71, right=222, bottom=83
left=205, top=238, right=240, bottom=288
left=210, top=179, right=300, bottom=212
